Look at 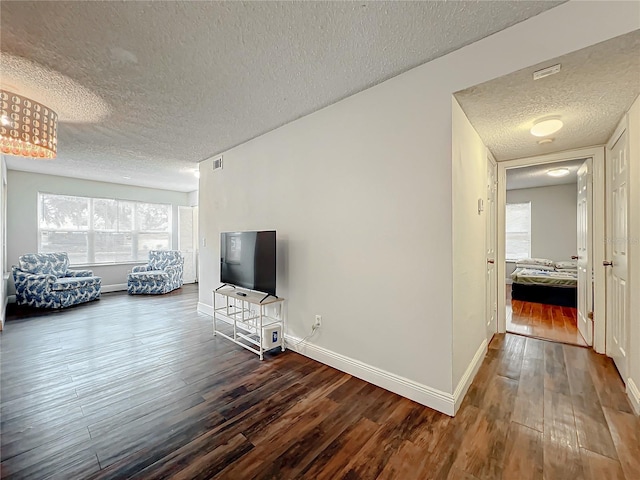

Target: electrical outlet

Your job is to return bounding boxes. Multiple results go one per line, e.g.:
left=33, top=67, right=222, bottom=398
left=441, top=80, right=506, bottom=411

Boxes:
left=314, top=315, right=322, bottom=329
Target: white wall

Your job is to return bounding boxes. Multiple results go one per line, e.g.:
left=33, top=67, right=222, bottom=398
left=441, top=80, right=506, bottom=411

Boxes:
left=7, top=171, right=189, bottom=291
left=627, top=94, right=640, bottom=414
left=188, top=190, right=198, bottom=207
left=199, top=66, right=455, bottom=396
left=507, top=183, right=578, bottom=262
left=198, top=2, right=640, bottom=414
left=506, top=261, right=517, bottom=282
left=0, top=155, right=7, bottom=329
left=451, top=99, right=489, bottom=395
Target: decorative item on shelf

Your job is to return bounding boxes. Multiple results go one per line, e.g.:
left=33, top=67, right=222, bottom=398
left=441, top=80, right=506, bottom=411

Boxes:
left=0, top=89, right=58, bottom=159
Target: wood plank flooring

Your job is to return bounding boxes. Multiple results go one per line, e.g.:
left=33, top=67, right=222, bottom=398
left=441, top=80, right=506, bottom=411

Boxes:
left=506, top=285, right=588, bottom=346
left=1, top=285, right=638, bottom=479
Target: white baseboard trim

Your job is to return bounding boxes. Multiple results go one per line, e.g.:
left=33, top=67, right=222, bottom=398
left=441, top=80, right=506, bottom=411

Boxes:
left=102, top=283, right=128, bottom=293
left=453, top=338, right=488, bottom=414
left=196, top=304, right=489, bottom=416
left=197, top=302, right=213, bottom=316
left=627, top=378, right=640, bottom=415
left=285, top=334, right=456, bottom=416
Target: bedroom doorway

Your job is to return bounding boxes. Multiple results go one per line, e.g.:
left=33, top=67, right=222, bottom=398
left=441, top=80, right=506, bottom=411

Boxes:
left=504, top=158, right=587, bottom=346
left=497, top=147, right=606, bottom=351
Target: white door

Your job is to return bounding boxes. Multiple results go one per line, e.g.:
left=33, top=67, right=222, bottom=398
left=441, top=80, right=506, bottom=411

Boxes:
left=179, top=206, right=198, bottom=284
left=606, top=128, right=629, bottom=380
left=577, top=160, right=593, bottom=346
left=486, top=156, right=498, bottom=341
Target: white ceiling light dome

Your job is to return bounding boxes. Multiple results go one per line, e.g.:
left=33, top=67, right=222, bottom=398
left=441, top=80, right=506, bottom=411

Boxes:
left=531, top=118, right=564, bottom=137
left=547, top=167, right=570, bottom=177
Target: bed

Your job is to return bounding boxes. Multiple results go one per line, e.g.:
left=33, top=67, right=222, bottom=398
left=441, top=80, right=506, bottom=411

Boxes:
left=510, top=260, right=577, bottom=307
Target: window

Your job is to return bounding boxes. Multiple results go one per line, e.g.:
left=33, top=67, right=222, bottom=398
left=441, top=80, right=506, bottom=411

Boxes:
left=38, top=193, right=171, bottom=264
left=506, top=202, right=531, bottom=261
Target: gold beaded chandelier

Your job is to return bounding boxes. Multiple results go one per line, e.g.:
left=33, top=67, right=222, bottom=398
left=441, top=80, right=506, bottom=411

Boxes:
left=0, top=89, right=58, bottom=159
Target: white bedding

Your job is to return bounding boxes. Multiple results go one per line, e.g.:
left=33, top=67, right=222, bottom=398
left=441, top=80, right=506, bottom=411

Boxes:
left=511, top=267, right=578, bottom=287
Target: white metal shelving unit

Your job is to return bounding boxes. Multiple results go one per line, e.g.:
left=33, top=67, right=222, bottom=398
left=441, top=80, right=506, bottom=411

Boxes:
left=212, top=286, right=285, bottom=360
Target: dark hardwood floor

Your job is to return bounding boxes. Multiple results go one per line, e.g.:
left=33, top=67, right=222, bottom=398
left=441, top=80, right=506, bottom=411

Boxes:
left=1, top=285, right=638, bottom=479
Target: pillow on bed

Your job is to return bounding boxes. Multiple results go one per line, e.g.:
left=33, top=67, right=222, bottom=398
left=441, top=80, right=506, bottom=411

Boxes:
left=516, top=265, right=555, bottom=272
left=555, top=261, right=577, bottom=270
left=516, top=258, right=555, bottom=268
left=515, top=260, right=555, bottom=271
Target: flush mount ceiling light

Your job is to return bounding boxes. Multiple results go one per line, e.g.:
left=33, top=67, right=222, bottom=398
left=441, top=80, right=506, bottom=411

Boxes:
left=530, top=118, right=563, bottom=137
left=538, top=138, right=554, bottom=145
left=547, top=167, right=570, bottom=177
left=0, top=90, right=58, bottom=159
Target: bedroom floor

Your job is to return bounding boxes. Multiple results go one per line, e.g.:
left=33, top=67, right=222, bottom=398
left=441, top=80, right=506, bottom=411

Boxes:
left=506, top=284, right=588, bottom=347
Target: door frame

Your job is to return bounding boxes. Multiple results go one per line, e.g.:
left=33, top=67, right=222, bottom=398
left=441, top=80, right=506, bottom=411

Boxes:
left=497, top=146, right=606, bottom=353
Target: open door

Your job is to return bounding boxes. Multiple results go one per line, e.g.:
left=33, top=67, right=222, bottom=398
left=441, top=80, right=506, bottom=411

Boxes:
left=179, top=206, right=198, bottom=284
left=486, top=155, right=498, bottom=341
left=576, top=160, right=593, bottom=346
left=606, top=126, right=629, bottom=381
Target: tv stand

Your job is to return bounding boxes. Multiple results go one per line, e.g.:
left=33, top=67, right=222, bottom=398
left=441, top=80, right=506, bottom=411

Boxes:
left=212, top=286, right=285, bottom=360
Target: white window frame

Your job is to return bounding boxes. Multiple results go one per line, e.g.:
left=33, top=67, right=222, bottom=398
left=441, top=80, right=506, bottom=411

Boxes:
left=505, top=201, right=532, bottom=262
left=37, top=192, right=172, bottom=266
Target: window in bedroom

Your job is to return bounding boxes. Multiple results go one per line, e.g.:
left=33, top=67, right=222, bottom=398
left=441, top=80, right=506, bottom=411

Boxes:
left=38, top=193, right=171, bottom=265
left=506, top=201, right=531, bottom=261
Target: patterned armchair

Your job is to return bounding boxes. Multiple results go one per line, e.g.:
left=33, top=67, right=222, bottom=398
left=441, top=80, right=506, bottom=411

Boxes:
left=12, top=252, right=102, bottom=308
left=127, top=250, right=184, bottom=295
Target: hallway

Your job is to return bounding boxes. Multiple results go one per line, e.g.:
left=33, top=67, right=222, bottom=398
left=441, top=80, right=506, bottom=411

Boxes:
left=463, top=334, right=638, bottom=479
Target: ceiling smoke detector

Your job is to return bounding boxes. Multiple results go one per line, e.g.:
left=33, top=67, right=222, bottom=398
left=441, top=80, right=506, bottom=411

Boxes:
left=538, top=138, right=554, bottom=145
left=533, top=64, right=561, bottom=80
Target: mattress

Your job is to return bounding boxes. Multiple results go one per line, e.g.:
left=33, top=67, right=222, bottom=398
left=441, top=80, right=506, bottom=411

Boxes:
left=511, top=267, right=577, bottom=288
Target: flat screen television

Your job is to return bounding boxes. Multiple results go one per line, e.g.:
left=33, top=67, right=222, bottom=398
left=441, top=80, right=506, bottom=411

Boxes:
left=220, top=230, right=276, bottom=296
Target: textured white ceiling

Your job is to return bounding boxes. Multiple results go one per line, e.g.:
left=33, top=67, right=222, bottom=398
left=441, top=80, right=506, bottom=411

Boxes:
left=507, top=158, right=585, bottom=190
left=0, top=1, right=564, bottom=192
left=455, top=30, right=640, bottom=161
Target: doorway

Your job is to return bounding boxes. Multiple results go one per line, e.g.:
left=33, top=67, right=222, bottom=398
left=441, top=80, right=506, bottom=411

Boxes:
left=497, top=147, right=607, bottom=352
left=504, top=158, right=587, bottom=346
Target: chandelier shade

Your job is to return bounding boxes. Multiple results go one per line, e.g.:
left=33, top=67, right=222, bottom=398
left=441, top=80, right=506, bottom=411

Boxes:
left=0, top=90, right=58, bottom=159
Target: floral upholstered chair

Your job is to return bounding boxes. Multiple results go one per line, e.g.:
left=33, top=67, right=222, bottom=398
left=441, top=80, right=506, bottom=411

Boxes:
left=127, top=250, right=184, bottom=295
left=12, top=252, right=102, bottom=308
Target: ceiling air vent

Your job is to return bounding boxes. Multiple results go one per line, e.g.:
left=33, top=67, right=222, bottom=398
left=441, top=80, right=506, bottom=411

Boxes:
left=533, top=64, right=561, bottom=80
left=212, top=156, right=223, bottom=171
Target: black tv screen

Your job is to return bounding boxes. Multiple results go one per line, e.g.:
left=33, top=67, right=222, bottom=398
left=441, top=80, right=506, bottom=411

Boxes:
left=220, top=230, right=276, bottom=295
